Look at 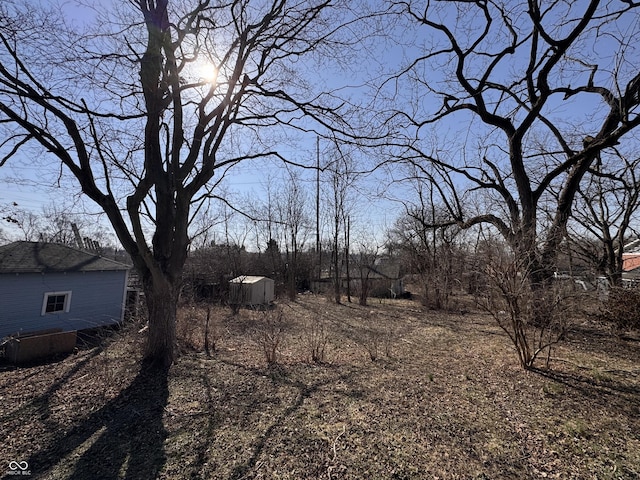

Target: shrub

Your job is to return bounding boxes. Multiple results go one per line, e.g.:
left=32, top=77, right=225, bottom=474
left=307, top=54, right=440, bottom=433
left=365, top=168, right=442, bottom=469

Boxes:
left=254, top=307, right=289, bottom=365
left=599, top=287, right=640, bottom=333
left=355, top=311, right=395, bottom=362
left=176, top=304, right=223, bottom=354
left=480, top=257, right=571, bottom=369
left=357, top=326, right=396, bottom=362
left=303, top=314, right=329, bottom=363
left=176, top=305, right=203, bottom=352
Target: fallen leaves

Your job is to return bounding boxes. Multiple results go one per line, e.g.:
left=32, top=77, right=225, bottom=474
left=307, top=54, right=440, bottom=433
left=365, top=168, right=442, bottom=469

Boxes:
left=1, top=295, right=639, bottom=479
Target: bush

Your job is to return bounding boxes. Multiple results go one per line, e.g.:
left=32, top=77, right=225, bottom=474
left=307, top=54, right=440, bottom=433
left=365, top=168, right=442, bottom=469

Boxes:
left=254, top=307, right=289, bottom=365
left=176, top=304, right=223, bottom=354
left=356, top=311, right=395, bottom=362
left=303, top=314, right=329, bottom=363
left=480, top=257, right=571, bottom=370
left=599, top=287, right=640, bottom=333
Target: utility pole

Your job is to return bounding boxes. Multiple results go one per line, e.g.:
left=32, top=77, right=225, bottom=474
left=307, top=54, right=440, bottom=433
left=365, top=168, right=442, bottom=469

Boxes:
left=345, top=215, right=351, bottom=302
left=316, top=136, right=321, bottom=288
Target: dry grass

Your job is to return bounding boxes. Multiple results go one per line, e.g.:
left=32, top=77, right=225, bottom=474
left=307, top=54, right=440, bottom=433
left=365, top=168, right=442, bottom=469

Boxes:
left=1, top=295, right=639, bottom=479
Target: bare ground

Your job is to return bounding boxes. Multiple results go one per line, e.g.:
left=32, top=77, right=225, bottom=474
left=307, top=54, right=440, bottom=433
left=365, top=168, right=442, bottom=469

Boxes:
left=1, top=294, right=639, bottom=479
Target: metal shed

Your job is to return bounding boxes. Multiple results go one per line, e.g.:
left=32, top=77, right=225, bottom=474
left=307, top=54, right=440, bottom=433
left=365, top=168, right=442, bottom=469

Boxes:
left=229, top=275, right=274, bottom=306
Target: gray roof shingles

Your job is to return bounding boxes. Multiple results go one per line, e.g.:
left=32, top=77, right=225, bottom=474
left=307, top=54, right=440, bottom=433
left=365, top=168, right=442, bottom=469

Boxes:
left=0, top=241, right=129, bottom=274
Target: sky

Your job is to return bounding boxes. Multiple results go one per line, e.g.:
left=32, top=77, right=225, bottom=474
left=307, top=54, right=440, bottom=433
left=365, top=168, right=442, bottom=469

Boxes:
left=2, top=0, right=639, bottom=250
left=0, top=127, right=404, bottom=249
left=0, top=0, right=406, bottom=249
left=0, top=145, right=404, bottom=251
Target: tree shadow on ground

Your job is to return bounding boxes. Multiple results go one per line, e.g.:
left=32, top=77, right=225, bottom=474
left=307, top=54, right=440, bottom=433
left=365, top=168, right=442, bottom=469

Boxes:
left=23, top=363, right=168, bottom=480
left=0, top=349, right=102, bottom=427
left=532, top=366, right=640, bottom=416
left=228, top=377, right=315, bottom=480
left=213, top=360, right=361, bottom=480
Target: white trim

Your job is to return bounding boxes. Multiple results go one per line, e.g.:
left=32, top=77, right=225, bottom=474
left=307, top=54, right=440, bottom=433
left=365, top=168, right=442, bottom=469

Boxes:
left=41, top=291, right=73, bottom=316
left=120, top=270, right=129, bottom=323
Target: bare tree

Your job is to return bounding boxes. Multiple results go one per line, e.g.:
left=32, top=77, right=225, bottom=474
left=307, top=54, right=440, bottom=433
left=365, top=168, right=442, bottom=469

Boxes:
left=373, top=1, right=640, bottom=368
left=0, top=0, right=350, bottom=366
left=253, top=174, right=285, bottom=281
left=376, top=1, right=640, bottom=342
left=277, top=170, right=310, bottom=300
left=250, top=171, right=309, bottom=296
left=382, top=0, right=640, bottom=282
left=568, top=150, right=640, bottom=286
left=353, top=238, right=379, bottom=306
left=2, top=207, right=41, bottom=241
left=388, top=171, right=461, bottom=309
left=324, top=142, right=357, bottom=304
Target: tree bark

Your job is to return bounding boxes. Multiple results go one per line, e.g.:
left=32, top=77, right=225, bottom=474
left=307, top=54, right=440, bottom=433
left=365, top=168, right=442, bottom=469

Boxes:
left=143, top=276, right=178, bottom=368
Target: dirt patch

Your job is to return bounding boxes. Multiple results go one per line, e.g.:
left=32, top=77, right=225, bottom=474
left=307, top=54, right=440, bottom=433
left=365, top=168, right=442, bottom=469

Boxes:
left=1, top=295, right=639, bottom=479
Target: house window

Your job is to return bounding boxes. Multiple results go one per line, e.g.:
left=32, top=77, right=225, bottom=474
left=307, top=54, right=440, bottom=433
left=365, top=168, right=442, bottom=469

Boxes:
left=41, top=291, right=72, bottom=315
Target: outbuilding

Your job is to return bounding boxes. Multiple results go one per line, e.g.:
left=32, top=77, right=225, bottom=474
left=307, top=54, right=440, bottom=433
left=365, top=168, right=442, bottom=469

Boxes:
left=0, top=241, right=130, bottom=342
left=229, top=275, right=274, bottom=306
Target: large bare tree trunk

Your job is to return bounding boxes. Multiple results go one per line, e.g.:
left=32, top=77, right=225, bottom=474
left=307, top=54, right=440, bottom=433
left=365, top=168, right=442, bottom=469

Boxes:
left=143, top=277, right=179, bottom=367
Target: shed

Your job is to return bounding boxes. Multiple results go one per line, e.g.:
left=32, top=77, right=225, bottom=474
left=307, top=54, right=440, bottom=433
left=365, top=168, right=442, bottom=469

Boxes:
left=0, top=241, right=130, bottom=341
left=229, top=275, right=274, bottom=306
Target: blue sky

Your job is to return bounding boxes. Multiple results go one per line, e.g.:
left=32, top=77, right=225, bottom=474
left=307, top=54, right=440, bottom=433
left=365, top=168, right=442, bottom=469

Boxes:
left=0, top=0, right=410, bottom=249
left=0, top=140, right=403, bottom=249
left=2, top=0, right=639, bottom=249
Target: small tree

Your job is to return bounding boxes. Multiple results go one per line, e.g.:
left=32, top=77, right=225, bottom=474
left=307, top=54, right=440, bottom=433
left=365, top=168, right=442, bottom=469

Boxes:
left=277, top=170, right=310, bottom=301
left=324, top=142, right=358, bottom=304
left=388, top=175, right=460, bottom=309
left=354, top=242, right=379, bottom=306
left=482, top=252, right=569, bottom=370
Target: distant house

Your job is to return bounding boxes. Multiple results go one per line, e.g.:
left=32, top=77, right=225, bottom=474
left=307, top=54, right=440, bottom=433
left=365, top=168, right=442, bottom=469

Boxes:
left=0, top=241, right=130, bottom=340
left=311, top=258, right=405, bottom=298
left=355, top=260, right=405, bottom=297
left=622, top=239, right=640, bottom=284
left=229, top=275, right=274, bottom=306
left=311, top=257, right=406, bottom=297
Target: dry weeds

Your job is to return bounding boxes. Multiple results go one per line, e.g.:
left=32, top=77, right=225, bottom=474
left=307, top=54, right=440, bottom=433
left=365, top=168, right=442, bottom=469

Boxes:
left=1, top=294, right=639, bottom=479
